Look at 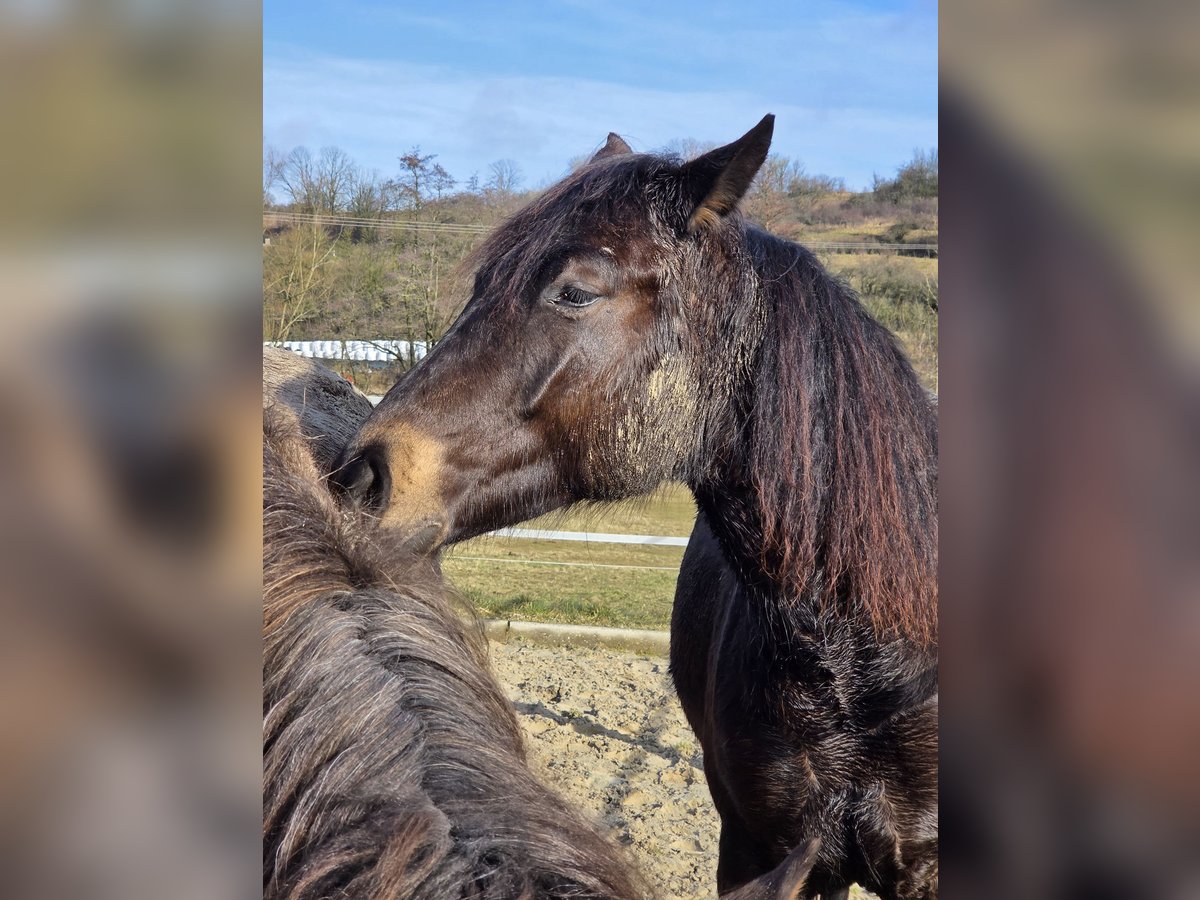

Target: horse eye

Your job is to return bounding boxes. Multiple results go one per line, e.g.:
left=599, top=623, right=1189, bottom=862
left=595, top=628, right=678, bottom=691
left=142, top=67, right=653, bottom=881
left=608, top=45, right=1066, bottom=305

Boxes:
left=554, top=286, right=601, bottom=308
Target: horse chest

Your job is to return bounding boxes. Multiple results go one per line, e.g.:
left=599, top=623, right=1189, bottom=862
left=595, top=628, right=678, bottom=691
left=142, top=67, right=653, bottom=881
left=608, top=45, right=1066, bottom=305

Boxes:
left=704, top=598, right=932, bottom=841
left=704, top=609, right=836, bottom=812
left=673, top=512, right=937, bottom=894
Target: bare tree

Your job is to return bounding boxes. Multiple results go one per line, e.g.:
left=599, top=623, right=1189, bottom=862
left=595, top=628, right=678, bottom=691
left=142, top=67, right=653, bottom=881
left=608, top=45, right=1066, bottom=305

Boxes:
left=663, top=137, right=717, bottom=161
left=263, top=145, right=286, bottom=206
left=428, top=162, right=456, bottom=204
left=347, top=168, right=386, bottom=220
left=346, top=167, right=389, bottom=241
left=263, top=225, right=338, bottom=342
left=276, top=145, right=357, bottom=214
left=280, top=146, right=318, bottom=212
left=747, top=155, right=806, bottom=229
left=486, top=159, right=523, bottom=196
left=394, top=147, right=437, bottom=211
left=314, top=146, right=356, bottom=214
left=746, top=155, right=847, bottom=230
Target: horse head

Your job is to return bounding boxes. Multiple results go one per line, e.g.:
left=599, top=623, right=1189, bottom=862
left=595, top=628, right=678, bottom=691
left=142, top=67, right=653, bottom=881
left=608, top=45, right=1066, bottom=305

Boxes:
left=333, top=116, right=775, bottom=546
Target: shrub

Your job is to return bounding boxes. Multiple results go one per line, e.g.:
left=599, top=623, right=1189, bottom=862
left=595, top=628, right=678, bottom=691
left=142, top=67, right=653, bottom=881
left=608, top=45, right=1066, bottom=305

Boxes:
left=872, top=148, right=938, bottom=204
left=834, top=255, right=938, bottom=311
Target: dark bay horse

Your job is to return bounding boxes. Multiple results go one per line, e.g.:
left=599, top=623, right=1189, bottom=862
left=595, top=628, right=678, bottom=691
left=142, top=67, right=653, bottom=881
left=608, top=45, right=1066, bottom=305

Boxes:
left=334, top=117, right=939, bottom=898
left=265, top=352, right=820, bottom=900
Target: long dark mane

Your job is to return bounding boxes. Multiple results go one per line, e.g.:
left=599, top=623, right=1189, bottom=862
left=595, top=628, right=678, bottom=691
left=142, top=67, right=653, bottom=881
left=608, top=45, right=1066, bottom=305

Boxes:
left=263, top=412, right=644, bottom=900
left=746, top=229, right=938, bottom=647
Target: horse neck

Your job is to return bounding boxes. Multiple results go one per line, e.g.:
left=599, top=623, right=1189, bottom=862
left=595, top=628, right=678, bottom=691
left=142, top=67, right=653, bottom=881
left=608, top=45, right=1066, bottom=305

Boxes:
left=690, top=229, right=938, bottom=645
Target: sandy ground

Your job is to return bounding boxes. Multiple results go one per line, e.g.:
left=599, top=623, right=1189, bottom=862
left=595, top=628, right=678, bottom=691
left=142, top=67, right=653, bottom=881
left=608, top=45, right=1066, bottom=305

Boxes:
left=489, top=639, right=722, bottom=899
left=489, top=638, right=876, bottom=900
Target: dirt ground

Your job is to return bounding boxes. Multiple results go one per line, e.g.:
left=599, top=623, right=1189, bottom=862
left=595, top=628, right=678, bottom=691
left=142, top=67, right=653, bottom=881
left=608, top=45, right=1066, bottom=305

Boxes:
left=489, top=639, right=722, bottom=899
left=488, top=638, right=873, bottom=900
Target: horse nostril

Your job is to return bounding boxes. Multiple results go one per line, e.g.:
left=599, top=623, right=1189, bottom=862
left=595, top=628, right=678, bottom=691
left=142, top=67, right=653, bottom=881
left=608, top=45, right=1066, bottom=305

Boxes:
left=332, top=445, right=391, bottom=513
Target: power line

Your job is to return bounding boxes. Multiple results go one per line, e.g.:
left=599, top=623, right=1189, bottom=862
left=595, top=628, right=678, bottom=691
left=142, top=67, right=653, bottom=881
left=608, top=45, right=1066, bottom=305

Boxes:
left=263, top=210, right=938, bottom=254
left=264, top=210, right=491, bottom=236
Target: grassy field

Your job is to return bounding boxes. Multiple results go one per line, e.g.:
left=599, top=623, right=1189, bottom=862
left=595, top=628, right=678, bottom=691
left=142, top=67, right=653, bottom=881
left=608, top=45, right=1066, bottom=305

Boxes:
left=821, top=251, right=938, bottom=391
left=444, top=484, right=696, bottom=630
left=518, top=483, right=697, bottom=536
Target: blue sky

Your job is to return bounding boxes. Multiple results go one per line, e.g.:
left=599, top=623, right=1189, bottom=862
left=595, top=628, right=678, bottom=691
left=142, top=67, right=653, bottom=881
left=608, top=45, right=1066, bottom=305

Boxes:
left=264, top=0, right=937, bottom=192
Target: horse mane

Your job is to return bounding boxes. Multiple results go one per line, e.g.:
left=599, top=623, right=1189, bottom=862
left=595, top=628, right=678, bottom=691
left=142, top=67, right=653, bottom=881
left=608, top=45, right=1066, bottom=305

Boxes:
left=262, top=411, right=644, bottom=900
left=745, top=230, right=938, bottom=648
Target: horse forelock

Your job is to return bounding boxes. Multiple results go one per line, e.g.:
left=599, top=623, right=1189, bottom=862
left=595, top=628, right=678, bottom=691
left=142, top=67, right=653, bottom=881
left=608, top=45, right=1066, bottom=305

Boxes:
left=464, top=154, right=683, bottom=313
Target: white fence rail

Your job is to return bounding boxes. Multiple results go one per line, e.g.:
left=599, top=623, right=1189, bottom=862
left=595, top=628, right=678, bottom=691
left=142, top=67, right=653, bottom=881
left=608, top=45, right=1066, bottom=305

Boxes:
left=492, top=527, right=689, bottom=547
left=266, top=339, right=428, bottom=363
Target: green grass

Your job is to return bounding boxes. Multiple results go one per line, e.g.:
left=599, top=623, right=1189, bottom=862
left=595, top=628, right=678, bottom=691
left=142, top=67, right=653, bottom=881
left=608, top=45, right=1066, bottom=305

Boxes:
left=447, top=558, right=680, bottom=630
left=861, top=295, right=939, bottom=392
left=518, top=482, right=697, bottom=536
left=445, top=485, right=696, bottom=630
left=823, top=252, right=939, bottom=392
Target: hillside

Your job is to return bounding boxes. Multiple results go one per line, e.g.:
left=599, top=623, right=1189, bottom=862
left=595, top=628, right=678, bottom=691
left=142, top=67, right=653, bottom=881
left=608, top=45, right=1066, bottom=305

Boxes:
left=263, top=148, right=937, bottom=390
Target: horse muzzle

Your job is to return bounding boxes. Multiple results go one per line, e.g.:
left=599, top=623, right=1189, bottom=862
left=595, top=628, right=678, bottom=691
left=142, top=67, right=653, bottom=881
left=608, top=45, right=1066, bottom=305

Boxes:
left=332, top=424, right=452, bottom=553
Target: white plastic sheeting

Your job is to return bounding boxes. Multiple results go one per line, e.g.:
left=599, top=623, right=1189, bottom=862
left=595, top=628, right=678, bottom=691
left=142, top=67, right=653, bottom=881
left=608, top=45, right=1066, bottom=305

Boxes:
left=265, top=340, right=429, bottom=362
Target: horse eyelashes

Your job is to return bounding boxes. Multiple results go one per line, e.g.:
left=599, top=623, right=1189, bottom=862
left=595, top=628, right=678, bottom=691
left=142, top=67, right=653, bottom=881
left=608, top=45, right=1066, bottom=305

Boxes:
left=556, top=286, right=601, bottom=308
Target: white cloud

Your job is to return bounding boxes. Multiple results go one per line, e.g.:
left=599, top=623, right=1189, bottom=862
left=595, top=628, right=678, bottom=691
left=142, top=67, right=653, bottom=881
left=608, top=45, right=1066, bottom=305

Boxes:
left=263, top=45, right=936, bottom=190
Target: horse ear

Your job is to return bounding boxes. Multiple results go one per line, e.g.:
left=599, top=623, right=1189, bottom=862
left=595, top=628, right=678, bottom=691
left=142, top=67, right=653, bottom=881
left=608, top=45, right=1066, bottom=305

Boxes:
left=721, top=839, right=819, bottom=900
left=681, top=113, right=775, bottom=233
left=590, top=132, right=632, bottom=163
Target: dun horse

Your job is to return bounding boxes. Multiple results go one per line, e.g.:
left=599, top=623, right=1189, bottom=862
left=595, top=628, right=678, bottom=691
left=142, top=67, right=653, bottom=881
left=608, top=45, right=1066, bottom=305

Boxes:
left=333, top=117, right=938, bottom=898
left=264, top=351, right=819, bottom=900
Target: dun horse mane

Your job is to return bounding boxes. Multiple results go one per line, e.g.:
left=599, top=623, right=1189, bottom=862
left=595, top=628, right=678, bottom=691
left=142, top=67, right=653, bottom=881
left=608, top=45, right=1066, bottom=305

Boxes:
left=745, top=229, right=938, bottom=648
left=262, top=411, right=644, bottom=900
